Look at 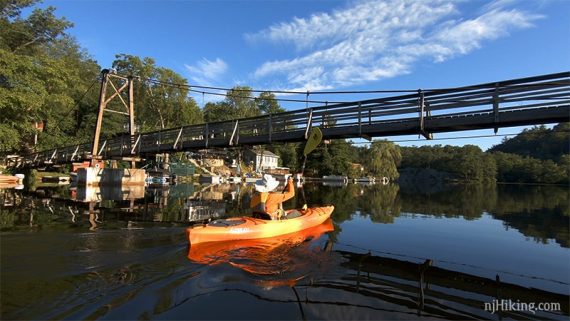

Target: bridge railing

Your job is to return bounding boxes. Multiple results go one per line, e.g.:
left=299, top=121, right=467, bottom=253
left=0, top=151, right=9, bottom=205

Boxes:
left=11, top=72, right=569, bottom=168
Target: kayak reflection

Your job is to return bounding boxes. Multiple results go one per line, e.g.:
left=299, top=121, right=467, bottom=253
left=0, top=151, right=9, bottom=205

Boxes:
left=188, top=219, right=335, bottom=285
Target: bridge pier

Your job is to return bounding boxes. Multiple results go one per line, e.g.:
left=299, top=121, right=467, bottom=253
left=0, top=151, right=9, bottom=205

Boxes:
left=76, top=167, right=146, bottom=187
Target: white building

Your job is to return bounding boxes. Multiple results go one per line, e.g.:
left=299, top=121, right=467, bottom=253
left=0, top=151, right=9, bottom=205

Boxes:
left=243, top=149, right=280, bottom=172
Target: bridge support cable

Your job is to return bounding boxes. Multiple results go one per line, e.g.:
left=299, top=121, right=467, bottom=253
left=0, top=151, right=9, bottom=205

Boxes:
left=418, top=90, right=433, bottom=140
left=230, top=120, right=239, bottom=146
left=204, top=123, right=209, bottom=148
left=70, top=146, right=79, bottom=161
left=493, top=85, right=500, bottom=134
left=97, top=140, right=107, bottom=156
left=358, top=102, right=362, bottom=137
left=305, top=108, right=313, bottom=139
left=173, top=127, right=184, bottom=150
left=49, top=149, right=57, bottom=164
left=131, top=135, right=141, bottom=154
left=268, top=114, right=273, bottom=143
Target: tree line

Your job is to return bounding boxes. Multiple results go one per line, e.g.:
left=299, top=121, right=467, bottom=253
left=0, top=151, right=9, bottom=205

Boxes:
left=399, top=124, right=569, bottom=184
left=303, top=124, right=568, bottom=185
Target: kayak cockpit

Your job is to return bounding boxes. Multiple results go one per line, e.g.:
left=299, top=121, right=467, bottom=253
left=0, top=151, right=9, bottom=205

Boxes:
left=208, top=219, right=246, bottom=227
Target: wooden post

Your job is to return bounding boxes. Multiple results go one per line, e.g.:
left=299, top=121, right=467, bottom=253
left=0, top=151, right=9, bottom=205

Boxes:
left=91, top=70, right=110, bottom=165
left=128, top=77, right=136, bottom=168
left=128, top=76, right=135, bottom=137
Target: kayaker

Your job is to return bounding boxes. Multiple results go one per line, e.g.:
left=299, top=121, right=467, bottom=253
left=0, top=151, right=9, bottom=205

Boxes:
left=250, top=174, right=295, bottom=220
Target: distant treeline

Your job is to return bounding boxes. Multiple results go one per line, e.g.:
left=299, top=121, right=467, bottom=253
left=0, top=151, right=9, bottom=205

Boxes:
left=400, top=124, right=569, bottom=184
left=299, top=123, right=569, bottom=185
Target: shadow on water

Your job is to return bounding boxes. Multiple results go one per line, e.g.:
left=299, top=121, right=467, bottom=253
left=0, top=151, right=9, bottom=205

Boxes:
left=0, top=181, right=569, bottom=320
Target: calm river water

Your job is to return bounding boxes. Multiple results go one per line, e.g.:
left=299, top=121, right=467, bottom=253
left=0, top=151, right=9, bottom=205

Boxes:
left=1, top=182, right=569, bottom=320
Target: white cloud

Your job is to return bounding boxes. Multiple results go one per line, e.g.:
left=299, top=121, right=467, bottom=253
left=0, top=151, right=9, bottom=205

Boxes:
left=184, top=58, right=228, bottom=85
left=483, top=0, right=518, bottom=12
left=248, top=0, right=542, bottom=91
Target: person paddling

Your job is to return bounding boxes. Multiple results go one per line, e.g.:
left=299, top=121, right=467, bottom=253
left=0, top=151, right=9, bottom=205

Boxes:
left=250, top=174, right=295, bottom=220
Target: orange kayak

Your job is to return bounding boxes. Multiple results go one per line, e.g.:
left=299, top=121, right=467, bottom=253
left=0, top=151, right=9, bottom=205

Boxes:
left=0, top=175, right=19, bottom=184
left=188, top=219, right=335, bottom=265
left=188, top=219, right=335, bottom=288
left=187, top=206, right=334, bottom=244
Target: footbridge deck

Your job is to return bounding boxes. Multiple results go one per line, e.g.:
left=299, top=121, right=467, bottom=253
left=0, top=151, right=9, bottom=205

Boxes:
left=10, top=72, right=570, bottom=168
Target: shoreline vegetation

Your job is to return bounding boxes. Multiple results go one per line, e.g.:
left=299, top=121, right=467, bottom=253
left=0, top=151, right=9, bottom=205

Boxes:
left=1, top=2, right=568, bottom=186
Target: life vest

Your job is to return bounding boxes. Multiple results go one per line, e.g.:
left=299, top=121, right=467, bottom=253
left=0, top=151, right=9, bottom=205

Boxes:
left=253, top=192, right=284, bottom=219
left=254, top=192, right=269, bottom=213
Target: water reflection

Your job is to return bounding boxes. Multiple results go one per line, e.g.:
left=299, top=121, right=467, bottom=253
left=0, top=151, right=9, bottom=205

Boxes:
left=70, top=185, right=145, bottom=202
left=1, top=182, right=568, bottom=248
left=1, top=181, right=569, bottom=320
left=300, top=249, right=569, bottom=320
left=188, top=219, right=334, bottom=286
left=306, top=183, right=569, bottom=247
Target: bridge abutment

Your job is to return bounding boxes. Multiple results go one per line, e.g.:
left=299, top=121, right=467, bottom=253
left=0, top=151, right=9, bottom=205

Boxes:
left=76, top=167, right=146, bottom=186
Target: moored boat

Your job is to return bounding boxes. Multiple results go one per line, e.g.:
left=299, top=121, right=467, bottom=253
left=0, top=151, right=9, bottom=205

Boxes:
left=187, top=205, right=334, bottom=244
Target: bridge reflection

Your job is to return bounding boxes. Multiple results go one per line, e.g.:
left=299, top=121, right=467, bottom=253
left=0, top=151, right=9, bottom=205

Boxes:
left=296, top=249, right=569, bottom=320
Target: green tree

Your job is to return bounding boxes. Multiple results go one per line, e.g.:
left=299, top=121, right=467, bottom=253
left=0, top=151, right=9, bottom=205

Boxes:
left=270, top=143, right=298, bottom=170
left=204, top=86, right=261, bottom=122
left=366, top=140, right=402, bottom=179
left=1, top=2, right=72, bottom=54
left=303, top=140, right=356, bottom=176
left=490, top=124, right=570, bottom=162
left=328, top=140, right=354, bottom=175
left=112, top=54, right=203, bottom=132
left=0, top=1, right=101, bottom=153
left=203, top=101, right=229, bottom=122
left=560, top=155, right=570, bottom=184
left=226, top=86, right=259, bottom=118
left=399, top=145, right=496, bottom=182
left=257, top=92, right=284, bottom=114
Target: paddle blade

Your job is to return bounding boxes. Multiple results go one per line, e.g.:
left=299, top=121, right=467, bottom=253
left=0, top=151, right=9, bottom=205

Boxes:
left=303, top=127, right=323, bottom=156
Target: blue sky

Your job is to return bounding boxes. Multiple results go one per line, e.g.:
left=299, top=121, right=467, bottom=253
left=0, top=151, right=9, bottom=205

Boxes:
left=41, top=0, right=570, bottom=150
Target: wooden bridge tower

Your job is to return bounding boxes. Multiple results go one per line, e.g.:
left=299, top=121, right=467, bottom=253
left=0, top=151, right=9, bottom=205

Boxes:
left=91, top=69, right=136, bottom=167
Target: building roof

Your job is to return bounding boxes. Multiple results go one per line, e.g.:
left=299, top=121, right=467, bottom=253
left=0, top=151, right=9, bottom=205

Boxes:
left=250, top=149, right=279, bottom=157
